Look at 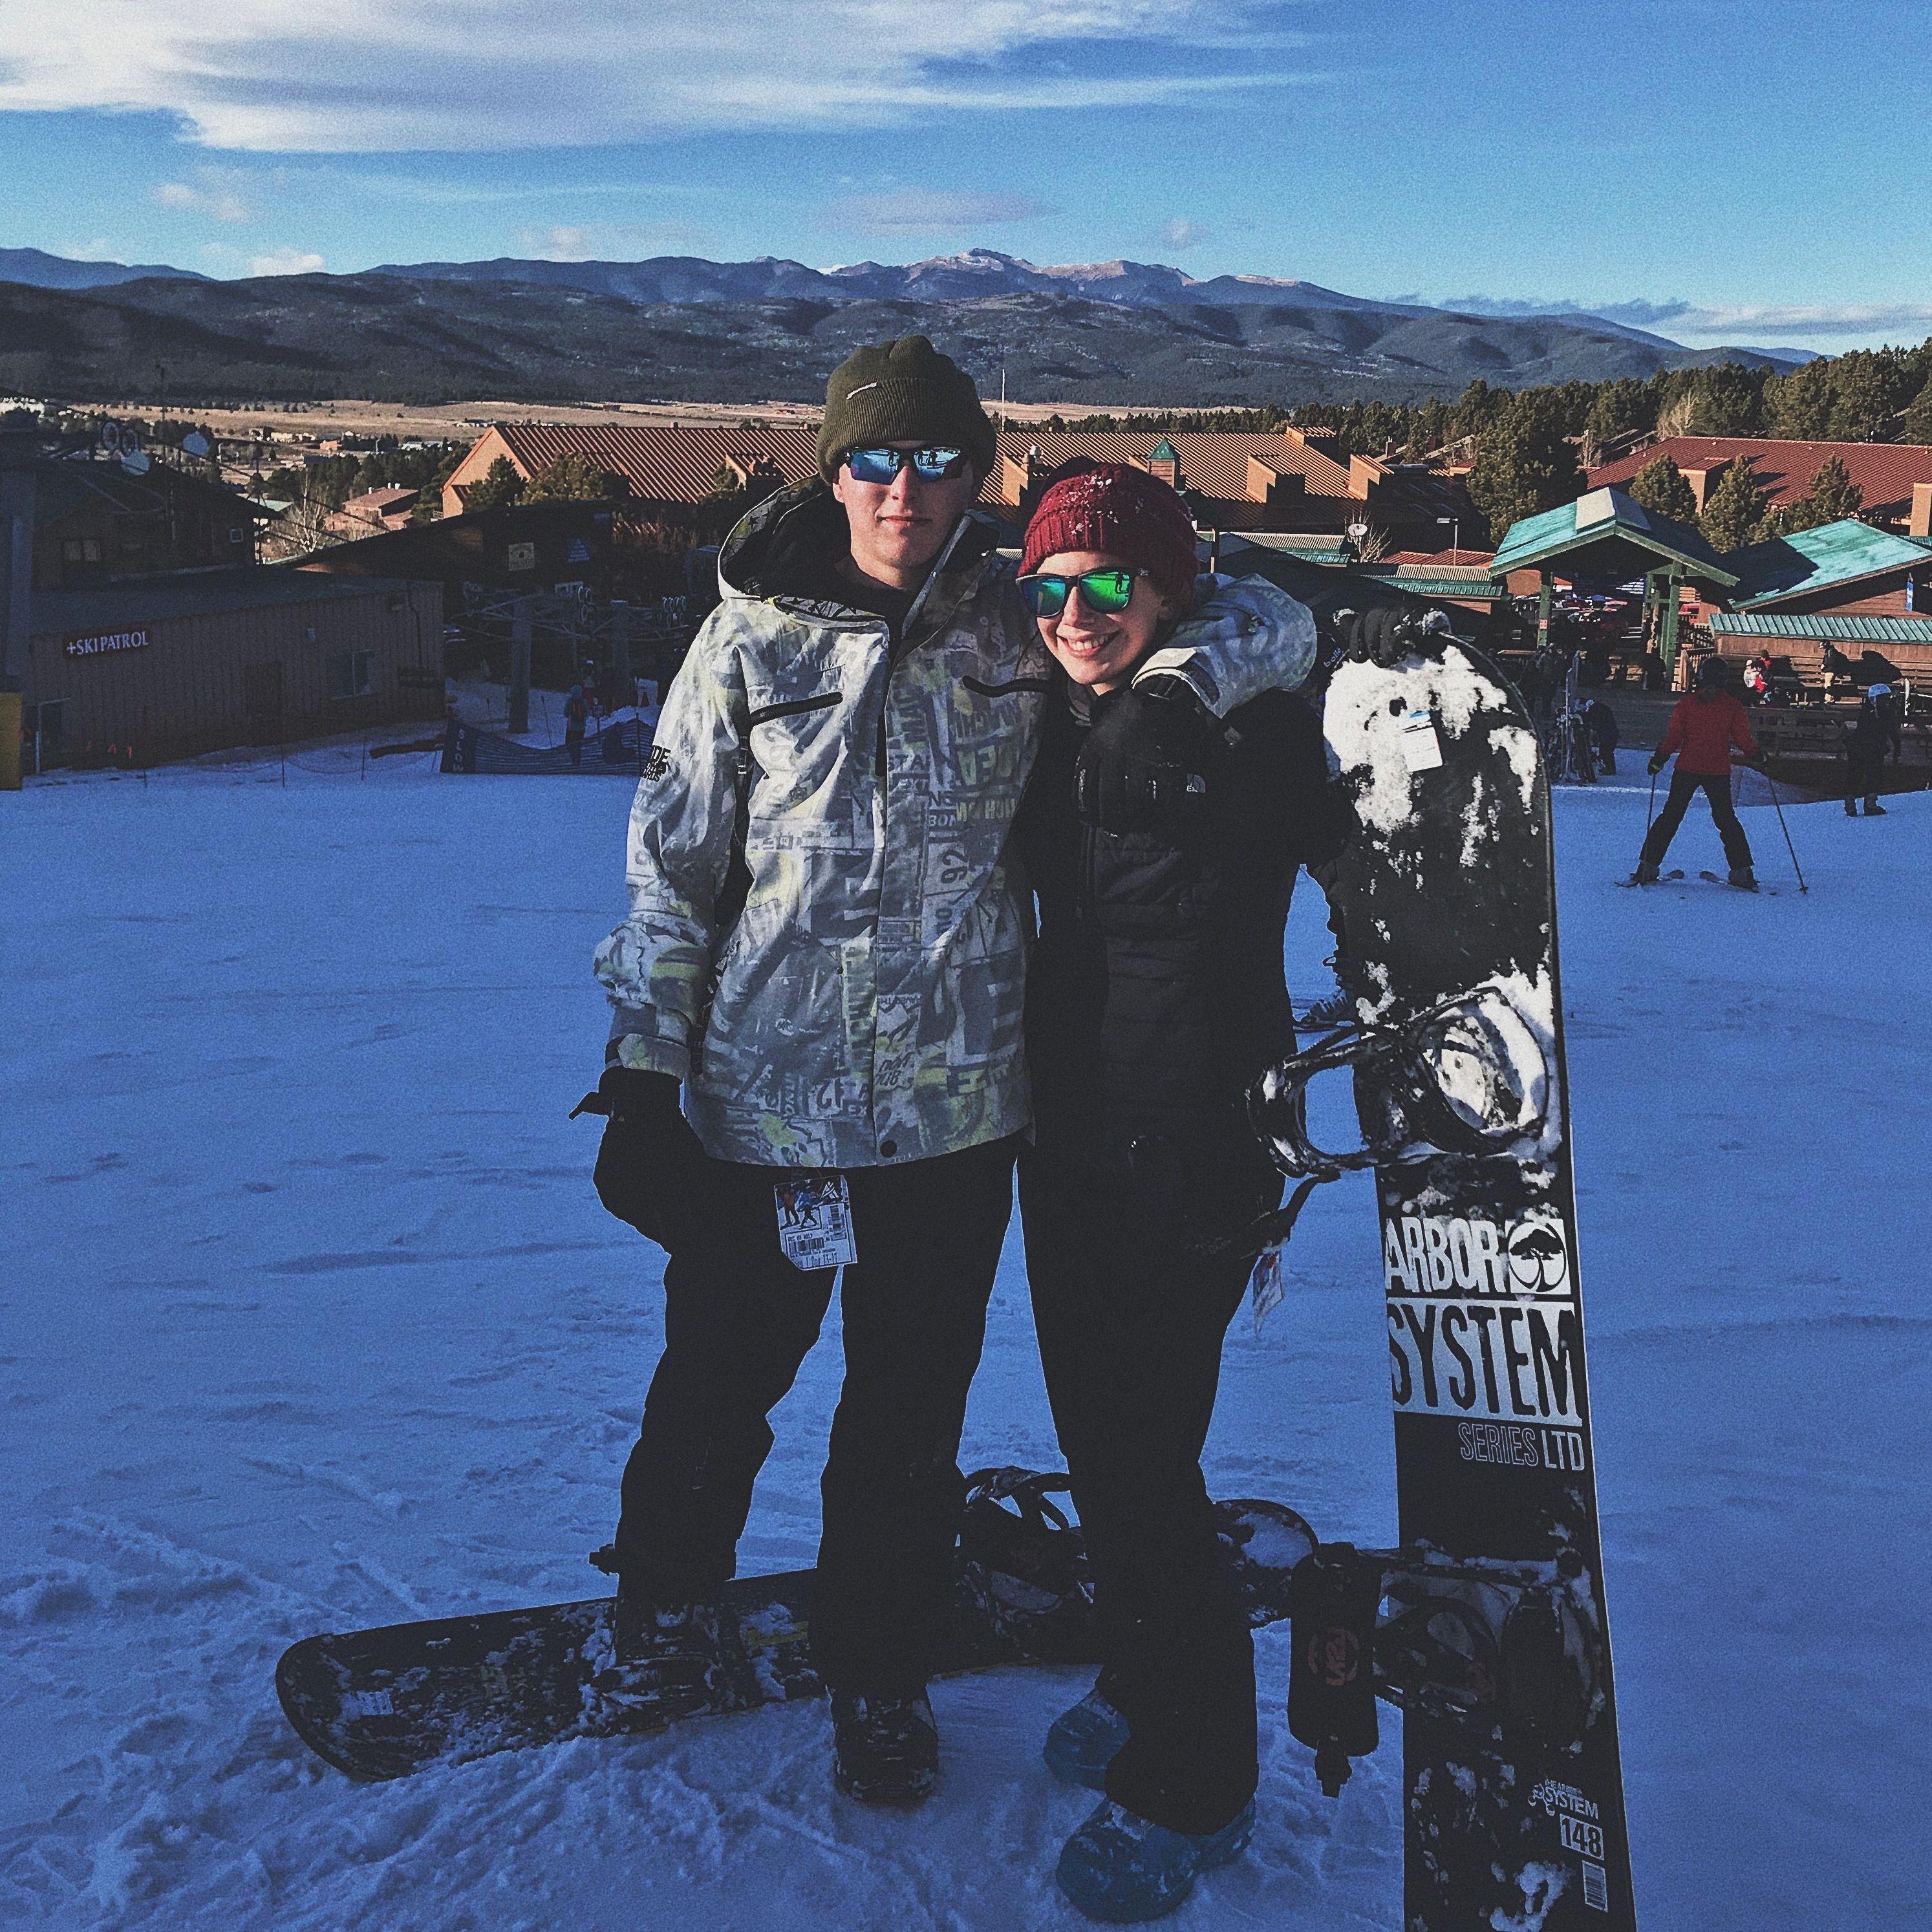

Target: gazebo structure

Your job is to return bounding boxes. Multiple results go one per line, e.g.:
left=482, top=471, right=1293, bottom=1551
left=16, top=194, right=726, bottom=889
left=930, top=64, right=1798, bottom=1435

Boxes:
left=1490, top=486, right=1739, bottom=672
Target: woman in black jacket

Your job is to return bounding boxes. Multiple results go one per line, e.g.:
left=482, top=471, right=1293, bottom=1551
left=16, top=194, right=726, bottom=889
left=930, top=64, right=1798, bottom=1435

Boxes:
left=1011, top=466, right=1353, bottom=1922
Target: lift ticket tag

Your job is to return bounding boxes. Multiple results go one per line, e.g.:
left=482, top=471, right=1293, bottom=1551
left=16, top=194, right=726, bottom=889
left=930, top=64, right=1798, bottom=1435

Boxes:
left=1399, top=707, right=1444, bottom=773
left=774, top=1175, right=858, bottom=1271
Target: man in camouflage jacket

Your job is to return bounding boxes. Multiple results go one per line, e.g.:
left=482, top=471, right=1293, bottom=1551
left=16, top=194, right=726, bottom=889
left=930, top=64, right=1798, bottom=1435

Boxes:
left=583, top=337, right=1316, bottom=1803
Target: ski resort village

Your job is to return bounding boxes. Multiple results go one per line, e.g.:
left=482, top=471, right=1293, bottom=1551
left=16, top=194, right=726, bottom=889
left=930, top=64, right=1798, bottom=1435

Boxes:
left=5, top=7, right=1932, bottom=1930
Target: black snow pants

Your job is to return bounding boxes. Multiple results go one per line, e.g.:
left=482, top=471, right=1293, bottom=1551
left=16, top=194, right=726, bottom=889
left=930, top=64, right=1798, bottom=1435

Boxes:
left=1019, top=1145, right=1273, bottom=1837
left=614, top=1135, right=1018, bottom=1695
left=1845, top=747, right=1887, bottom=809
left=1640, top=769, right=1754, bottom=872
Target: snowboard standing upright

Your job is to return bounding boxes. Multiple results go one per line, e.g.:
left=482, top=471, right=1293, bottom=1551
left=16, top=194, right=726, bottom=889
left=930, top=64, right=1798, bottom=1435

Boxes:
left=1256, top=636, right=1637, bottom=1929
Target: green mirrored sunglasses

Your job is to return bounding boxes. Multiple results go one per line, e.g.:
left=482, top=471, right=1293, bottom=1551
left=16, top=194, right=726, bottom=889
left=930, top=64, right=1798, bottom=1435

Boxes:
left=1017, top=568, right=1142, bottom=618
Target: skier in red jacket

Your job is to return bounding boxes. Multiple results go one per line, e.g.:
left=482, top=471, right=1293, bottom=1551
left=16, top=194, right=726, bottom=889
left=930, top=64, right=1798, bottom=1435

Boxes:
left=1633, top=656, right=1765, bottom=888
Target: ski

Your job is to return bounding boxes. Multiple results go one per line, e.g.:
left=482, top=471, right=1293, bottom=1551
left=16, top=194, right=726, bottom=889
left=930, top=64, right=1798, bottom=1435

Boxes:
left=1252, top=636, right=1637, bottom=1931
left=1699, top=870, right=1775, bottom=895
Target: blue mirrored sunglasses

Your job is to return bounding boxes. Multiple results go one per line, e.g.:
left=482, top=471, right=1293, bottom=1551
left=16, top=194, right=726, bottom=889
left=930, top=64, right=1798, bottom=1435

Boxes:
left=843, top=445, right=969, bottom=484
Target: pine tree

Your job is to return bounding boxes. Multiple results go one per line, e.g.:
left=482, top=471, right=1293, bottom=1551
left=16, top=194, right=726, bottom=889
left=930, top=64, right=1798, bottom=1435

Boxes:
left=465, top=455, right=526, bottom=512
left=1904, top=381, right=1932, bottom=445
left=1768, top=360, right=1835, bottom=439
left=1583, top=378, right=1651, bottom=456
left=1824, top=353, right=1901, bottom=442
left=1688, top=363, right=1769, bottom=436
left=1781, top=456, right=1864, bottom=532
left=1465, top=390, right=1586, bottom=536
left=1698, top=458, right=1768, bottom=553
left=524, top=453, right=626, bottom=502
left=1627, top=455, right=1699, bottom=524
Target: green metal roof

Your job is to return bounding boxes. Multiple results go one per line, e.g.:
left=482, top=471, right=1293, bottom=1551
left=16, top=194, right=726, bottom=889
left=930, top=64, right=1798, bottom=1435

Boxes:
left=1491, top=486, right=1737, bottom=586
left=1708, top=612, right=1932, bottom=646
left=1223, top=535, right=1352, bottom=564
left=1148, top=438, right=1179, bottom=462
left=1725, top=519, right=1932, bottom=609
left=1360, top=568, right=1507, bottom=601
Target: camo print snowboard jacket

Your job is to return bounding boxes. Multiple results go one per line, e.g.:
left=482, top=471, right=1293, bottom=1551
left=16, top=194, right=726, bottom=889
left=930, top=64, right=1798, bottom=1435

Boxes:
left=593, top=481, right=1317, bottom=1169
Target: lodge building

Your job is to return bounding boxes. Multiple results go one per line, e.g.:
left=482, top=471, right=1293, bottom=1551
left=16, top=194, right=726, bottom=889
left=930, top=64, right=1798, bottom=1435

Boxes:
left=441, top=422, right=1481, bottom=552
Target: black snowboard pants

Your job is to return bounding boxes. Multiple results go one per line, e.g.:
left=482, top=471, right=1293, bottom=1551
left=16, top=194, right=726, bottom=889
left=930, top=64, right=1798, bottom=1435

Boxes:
left=1018, top=1146, right=1272, bottom=1838
left=615, top=1135, right=1018, bottom=1697
left=1845, top=747, right=1887, bottom=808
left=1640, top=769, right=1754, bottom=872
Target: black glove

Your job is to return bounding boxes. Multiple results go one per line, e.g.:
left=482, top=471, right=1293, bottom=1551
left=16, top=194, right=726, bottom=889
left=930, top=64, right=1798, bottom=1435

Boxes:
left=1647, top=753, right=1666, bottom=776
left=1073, top=681, right=1227, bottom=836
left=574, top=1067, right=710, bottom=1250
left=1329, top=605, right=1452, bottom=669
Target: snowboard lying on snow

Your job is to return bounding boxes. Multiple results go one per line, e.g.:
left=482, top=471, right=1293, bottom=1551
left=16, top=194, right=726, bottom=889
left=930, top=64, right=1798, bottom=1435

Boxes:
left=1245, top=626, right=1638, bottom=1930
left=275, top=1470, right=1315, bottom=1784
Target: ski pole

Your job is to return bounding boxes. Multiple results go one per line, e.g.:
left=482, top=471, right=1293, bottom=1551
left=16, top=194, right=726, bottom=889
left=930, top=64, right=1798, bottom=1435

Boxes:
left=1763, top=767, right=1808, bottom=894
left=1644, top=767, right=1657, bottom=840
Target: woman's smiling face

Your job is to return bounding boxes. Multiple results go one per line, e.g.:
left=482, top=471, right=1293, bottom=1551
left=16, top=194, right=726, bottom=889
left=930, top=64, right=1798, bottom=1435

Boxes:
left=1029, top=550, right=1173, bottom=694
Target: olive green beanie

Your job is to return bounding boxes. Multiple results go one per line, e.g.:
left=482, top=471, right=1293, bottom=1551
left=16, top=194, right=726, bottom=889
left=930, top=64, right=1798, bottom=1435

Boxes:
left=816, top=336, right=998, bottom=484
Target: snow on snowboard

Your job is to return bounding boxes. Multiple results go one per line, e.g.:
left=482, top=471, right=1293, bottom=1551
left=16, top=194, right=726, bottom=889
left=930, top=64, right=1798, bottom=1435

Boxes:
left=1250, top=634, right=1637, bottom=1929
left=275, top=1474, right=1316, bottom=1784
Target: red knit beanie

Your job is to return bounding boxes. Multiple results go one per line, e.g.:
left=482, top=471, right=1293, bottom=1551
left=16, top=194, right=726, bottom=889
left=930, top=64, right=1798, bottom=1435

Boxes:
left=1020, top=464, right=1200, bottom=608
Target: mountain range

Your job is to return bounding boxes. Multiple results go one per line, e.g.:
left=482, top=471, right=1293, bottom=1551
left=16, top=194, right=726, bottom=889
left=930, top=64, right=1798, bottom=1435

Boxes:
left=0, top=246, right=1809, bottom=407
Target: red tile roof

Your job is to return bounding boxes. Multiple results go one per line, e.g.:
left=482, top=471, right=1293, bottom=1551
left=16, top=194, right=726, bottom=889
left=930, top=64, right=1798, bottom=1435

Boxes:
left=472, top=423, right=823, bottom=504
left=451, top=422, right=1471, bottom=533
left=1588, top=437, right=1932, bottom=523
left=989, top=430, right=1357, bottom=503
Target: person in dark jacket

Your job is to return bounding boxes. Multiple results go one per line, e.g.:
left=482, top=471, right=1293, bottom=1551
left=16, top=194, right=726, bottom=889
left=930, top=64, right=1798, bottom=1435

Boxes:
left=1843, top=683, right=1902, bottom=815
left=1581, top=693, right=1620, bottom=775
left=1634, top=655, right=1764, bottom=886
left=1009, top=466, right=1354, bottom=1922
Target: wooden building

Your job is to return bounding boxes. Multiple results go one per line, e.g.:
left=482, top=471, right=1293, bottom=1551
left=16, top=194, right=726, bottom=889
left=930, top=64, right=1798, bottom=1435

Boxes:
left=32, top=456, right=257, bottom=590
left=442, top=421, right=1479, bottom=551
left=23, top=568, right=442, bottom=766
left=295, top=500, right=616, bottom=596
left=1706, top=519, right=1932, bottom=686
left=1588, top=438, right=1932, bottom=535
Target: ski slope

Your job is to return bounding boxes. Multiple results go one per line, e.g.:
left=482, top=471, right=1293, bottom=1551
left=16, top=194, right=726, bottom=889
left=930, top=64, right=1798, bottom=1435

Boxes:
left=3, top=753, right=1927, bottom=1931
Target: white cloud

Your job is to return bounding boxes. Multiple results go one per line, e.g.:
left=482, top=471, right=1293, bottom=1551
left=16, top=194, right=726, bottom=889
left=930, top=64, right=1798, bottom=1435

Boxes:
left=824, top=189, right=1048, bottom=236
left=248, top=246, right=326, bottom=275
left=1157, top=217, right=1210, bottom=249
left=512, top=219, right=714, bottom=259
left=1428, top=291, right=1932, bottom=352
left=0, top=2, right=1309, bottom=152
left=1666, top=301, right=1932, bottom=341
left=154, top=168, right=254, bottom=222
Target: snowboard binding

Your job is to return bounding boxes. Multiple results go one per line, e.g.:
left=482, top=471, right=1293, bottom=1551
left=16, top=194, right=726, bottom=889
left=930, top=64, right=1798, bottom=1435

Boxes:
left=956, top=1470, right=1320, bottom=1664
left=1283, top=1540, right=1609, bottom=1799
left=958, top=1466, right=1098, bottom=1664
left=1212, top=982, right=1554, bottom=1260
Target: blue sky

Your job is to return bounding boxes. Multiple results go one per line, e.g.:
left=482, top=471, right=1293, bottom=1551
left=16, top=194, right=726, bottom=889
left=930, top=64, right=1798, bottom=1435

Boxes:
left=3, top=0, right=1929, bottom=352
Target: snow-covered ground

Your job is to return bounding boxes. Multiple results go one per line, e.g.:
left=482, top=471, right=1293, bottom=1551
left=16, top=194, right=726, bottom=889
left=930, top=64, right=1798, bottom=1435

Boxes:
left=4, top=760, right=1927, bottom=1931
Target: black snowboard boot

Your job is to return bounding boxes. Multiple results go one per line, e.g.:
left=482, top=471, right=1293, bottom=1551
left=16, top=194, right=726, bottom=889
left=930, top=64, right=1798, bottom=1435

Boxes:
left=830, top=1689, right=939, bottom=1805
left=1632, top=860, right=1660, bottom=885
left=1846, top=800, right=1859, bottom=817
left=1727, top=866, right=1758, bottom=891
left=1866, top=799, right=1887, bottom=815
left=588, top=1547, right=725, bottom=1722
